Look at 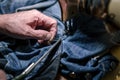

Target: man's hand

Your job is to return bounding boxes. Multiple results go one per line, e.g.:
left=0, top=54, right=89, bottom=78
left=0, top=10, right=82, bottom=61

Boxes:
left=0, top=9, right=57, bottom=43
left=0, top=69, right=6, bottom=80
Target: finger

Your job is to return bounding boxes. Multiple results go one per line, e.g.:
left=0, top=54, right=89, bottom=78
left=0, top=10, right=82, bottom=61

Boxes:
left=29, top=28, right=52, bottom=41
left=38, top=40, right=51, bottom=44
left=49, top=27, right=57, bottom=41
left=38, top=40, right=44, bottom=43
left=37, top=12, right=57, bottom=40
left=27, top=17, right=39, bottom=29
left=37, top=12, right=57, bottom=29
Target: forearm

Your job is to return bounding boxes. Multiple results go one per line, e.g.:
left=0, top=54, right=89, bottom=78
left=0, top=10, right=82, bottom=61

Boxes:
left=0, top=15, right=6, bottom=30
left=0, top=14, right=9, bottom=34
left=0, top=15, right=7, bottom=37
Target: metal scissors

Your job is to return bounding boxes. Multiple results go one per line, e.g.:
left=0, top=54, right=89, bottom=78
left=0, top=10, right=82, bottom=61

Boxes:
left=12, top=38, right=61, bottom=80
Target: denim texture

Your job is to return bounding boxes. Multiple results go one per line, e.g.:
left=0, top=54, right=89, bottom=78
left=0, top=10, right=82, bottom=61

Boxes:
left=61, top=14, right=119, bottom=80
left=0, top=0, right=64, bottom=80
left=0, top=0, right=119, bottom=80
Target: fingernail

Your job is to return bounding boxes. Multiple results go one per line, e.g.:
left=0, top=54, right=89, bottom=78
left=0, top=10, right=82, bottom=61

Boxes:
left=45, top=33, right=52, bottom=41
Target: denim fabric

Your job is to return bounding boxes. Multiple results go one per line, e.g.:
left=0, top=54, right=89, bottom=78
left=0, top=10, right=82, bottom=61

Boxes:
left=31, top=53, right=61, bottom=80
left=0, top=0, right=119, bottom=80
left=0, top=0, right=64, bottom=80
left=60, top=14, right=119, bottom=80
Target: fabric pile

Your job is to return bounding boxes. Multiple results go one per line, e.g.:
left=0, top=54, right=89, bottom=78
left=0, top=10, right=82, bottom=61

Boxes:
left=0, top=0, right=119, bottom=80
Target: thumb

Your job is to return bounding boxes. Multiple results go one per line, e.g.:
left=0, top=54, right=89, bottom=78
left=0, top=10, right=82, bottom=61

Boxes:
left=30, top=29, right=52, bottom=41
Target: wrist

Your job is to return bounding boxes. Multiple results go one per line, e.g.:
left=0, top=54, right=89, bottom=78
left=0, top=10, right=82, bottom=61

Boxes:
left=0, top=14, right=7, bottom=26
left=0, top=14, right=10, bottom=34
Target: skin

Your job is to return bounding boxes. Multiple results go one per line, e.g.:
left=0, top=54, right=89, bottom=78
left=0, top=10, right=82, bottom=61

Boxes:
left=0, top=69, right=6, bottom=80
left=0, top=9, right=57, bottom=43
left=0, top=9, right=57, bottom=79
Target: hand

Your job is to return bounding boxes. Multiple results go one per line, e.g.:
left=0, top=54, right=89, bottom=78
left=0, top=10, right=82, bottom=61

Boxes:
left=0, top=69, right=6, bottom=80
left=0, top=9, right=57, bottom=43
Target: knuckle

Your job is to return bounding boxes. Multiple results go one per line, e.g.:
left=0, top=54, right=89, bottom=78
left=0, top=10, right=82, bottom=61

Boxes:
left=52, top=18, right=57, bottom=23
left=31, top=9, right=40, bottom=15
left=52, top=19, right=57, bottom=25
left=24, top=28, right=31, bottom=35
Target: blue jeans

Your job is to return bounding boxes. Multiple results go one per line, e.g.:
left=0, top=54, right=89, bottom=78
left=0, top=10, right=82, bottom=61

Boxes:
left=0, top=0, right=64, bottom=80
left=61, top=14, right=119, bottom=80
left=0, top=0, right=118, bottom=80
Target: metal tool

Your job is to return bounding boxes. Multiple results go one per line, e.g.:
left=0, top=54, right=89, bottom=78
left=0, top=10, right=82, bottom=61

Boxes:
left=12, top=38, right=61, bottom=80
